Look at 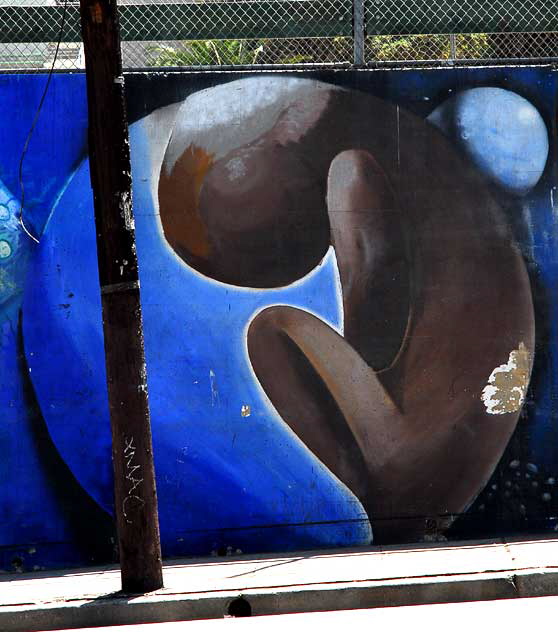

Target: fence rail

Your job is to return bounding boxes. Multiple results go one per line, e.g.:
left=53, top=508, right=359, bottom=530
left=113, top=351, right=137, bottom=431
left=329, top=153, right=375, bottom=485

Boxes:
left=0, top=0, right=557, bottom=71
left=368, top=0, right=558, bottom=35
left=0, top=1, right=353, bottom=43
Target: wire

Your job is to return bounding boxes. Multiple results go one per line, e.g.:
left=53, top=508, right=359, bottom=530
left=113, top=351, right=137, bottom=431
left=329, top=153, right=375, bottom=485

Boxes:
left=18, top=0, right=69, bottom=244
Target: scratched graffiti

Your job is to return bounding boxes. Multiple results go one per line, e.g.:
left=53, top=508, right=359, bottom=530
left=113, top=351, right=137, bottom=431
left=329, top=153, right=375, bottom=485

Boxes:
left=1, top=68, right=558, bottom=571
left=122, top=436, right=144, bottom=524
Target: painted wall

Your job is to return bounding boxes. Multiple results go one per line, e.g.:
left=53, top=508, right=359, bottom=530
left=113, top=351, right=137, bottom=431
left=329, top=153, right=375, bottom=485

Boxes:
left=1, top=68, right=557, bottom=571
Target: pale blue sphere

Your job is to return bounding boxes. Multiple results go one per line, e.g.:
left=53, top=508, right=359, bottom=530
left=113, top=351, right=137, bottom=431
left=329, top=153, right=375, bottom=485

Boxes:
left=428, top=87, right=548, bottom=195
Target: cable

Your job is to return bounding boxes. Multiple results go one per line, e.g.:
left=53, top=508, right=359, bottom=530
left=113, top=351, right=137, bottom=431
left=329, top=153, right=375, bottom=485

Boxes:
left=18, top=0, right=69, bottom=244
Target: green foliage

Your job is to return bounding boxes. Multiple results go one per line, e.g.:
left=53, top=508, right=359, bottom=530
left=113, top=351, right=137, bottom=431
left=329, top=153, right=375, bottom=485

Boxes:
left=274, top=53, right=314, bottom=64
left=150, top=33, right=492, bottom=67
left=367, top=34, right=448, bottom=61
left=366, top=33, right=490, bottom=62
left=150, top=39, right=265, bottom=67
left=150, top=35, right=352, bottom=67
left=455, top=33, right=491, bottom=59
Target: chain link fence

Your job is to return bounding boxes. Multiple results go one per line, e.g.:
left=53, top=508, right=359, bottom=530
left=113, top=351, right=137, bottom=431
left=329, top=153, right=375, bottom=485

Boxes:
left=365, top=0, right=558, bottom=65
left=364, top=32, right=558, bottom=65
left=0, top=1, right=77, bottom=70
left=0, top=0, right=557, bottom=71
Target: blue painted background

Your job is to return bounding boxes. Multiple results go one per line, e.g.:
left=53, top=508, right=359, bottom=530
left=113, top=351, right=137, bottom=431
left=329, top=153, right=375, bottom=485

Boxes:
left=1, top=67, right=557, bottom=571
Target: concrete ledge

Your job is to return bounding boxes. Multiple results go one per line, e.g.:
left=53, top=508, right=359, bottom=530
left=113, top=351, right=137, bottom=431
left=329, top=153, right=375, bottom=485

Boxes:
left=1, top=536, right=558, bottom=631
left=46, top=596, right=558, bottom=632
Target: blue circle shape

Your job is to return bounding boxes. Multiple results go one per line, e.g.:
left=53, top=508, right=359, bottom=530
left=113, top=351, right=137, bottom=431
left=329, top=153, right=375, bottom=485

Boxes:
left=22, top=112, right=372, bottom=557
left=428, top=87, right=548, bottom=195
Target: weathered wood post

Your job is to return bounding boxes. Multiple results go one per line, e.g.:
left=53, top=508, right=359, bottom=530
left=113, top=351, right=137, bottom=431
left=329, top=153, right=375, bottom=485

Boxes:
left=79, top=0, right=164, bottom=593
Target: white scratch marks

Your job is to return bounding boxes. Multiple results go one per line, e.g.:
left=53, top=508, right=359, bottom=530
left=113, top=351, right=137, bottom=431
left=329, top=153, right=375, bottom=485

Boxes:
left=210, top=369, right=220, bottom=407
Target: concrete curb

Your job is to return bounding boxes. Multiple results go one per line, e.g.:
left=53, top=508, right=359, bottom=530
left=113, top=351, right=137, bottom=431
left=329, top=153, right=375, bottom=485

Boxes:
left=2, top=538, right=558, bottom=631
left=3, top=568, right=558, bottom=631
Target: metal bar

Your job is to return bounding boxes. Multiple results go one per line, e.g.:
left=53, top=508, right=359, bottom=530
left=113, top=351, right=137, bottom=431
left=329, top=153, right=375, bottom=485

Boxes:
left=366, top=0, right=558, bottom=36
left=79, top=0, right=163, bottom=594
left=353, top=0, right=365, bottom=65
left=3, top=0, right=555, bottom=45
left=0, top=1, right=353, bottom=43
left=362, top=55, right=558, bottom=68
left=450, top=33, right=457, bottom=59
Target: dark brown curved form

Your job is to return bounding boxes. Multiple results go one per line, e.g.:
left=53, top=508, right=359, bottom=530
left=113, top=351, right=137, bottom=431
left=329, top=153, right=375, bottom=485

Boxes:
left=327, top=149, right=410, bottom=373
left=158, top=80, right=536, bottom=542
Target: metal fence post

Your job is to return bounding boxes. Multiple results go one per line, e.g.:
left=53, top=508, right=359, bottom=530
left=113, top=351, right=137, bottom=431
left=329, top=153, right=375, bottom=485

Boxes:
left=450, top=33, right=457, bottom=60
left=353, top=0, right=365, bottom=65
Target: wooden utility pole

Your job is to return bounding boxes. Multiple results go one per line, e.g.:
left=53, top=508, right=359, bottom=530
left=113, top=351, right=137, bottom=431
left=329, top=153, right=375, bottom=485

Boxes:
left=79, top=0, right=163, bottom=593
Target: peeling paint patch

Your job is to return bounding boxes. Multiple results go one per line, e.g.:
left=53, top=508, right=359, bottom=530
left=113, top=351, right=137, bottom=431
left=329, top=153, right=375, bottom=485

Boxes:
left=241, top=404, right=251, bottom=417
left=481, top=343, right=530, bottom=415
left=121, top=190, right=135, bottom=232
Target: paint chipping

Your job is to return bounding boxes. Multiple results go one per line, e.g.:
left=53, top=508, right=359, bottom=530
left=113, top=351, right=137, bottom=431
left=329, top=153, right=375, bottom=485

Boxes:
left=120, top=190, right=135, bottom=232
left=481, top=342, right=530, bottom=415
left=241, top=404, right=251, bottom=417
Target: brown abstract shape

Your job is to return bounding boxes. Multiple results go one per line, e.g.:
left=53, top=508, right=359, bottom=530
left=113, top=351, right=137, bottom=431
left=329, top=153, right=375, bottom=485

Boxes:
left=158, top=79, right=536, bottom=542
left=159, top=144, right=213, bottom=262
left=158, top=84, right=333, bottom=288
left=249, top=142, right=534, bottom=542
left=327, top=150, right=410, bottom=373
left=195, top=143, right=330, bottom=287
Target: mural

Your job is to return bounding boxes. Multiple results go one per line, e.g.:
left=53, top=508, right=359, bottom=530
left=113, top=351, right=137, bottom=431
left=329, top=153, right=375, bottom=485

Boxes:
left=0, top=68, right=557, bottom=571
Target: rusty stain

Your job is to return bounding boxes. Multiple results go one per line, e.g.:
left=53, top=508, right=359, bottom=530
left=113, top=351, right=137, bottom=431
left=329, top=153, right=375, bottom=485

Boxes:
left=90, top=2, right=103, bottom=24
left=481, top=342, right=530, bottom=415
